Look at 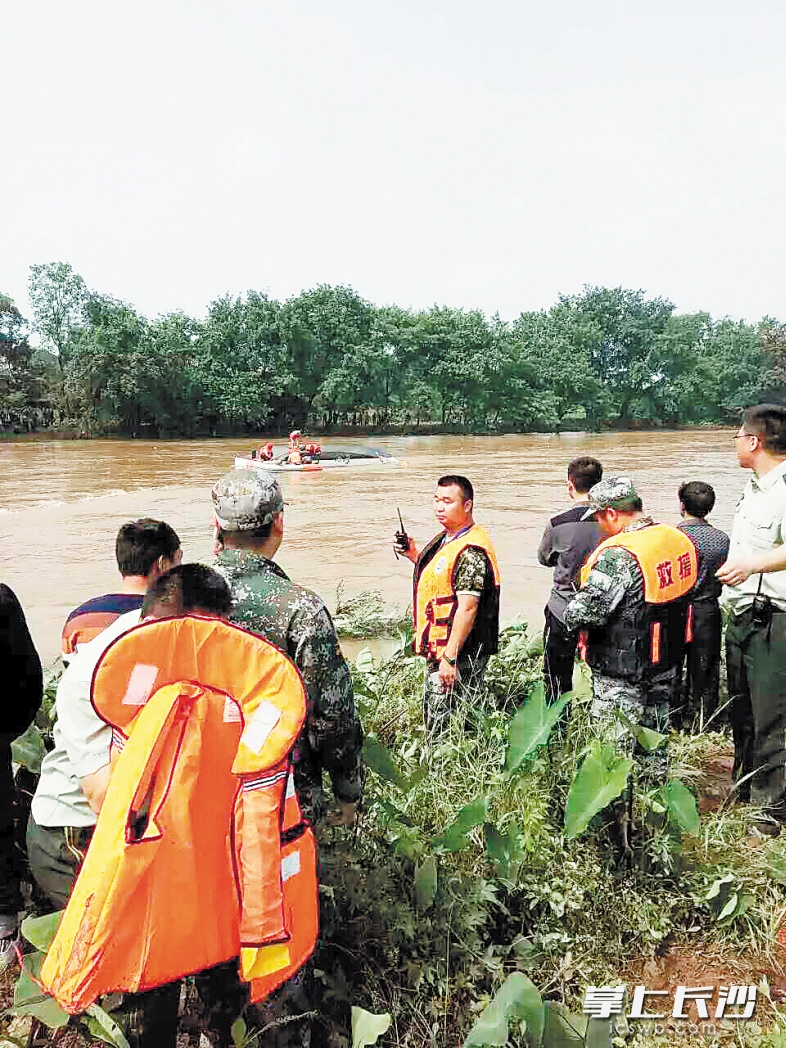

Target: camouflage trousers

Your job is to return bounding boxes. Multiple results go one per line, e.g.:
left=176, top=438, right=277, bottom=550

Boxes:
left=589, top=670, right=672, bottom=788
left=423, top=655, right=489, bottom=731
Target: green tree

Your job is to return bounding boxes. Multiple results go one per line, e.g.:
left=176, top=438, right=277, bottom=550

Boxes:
left=194, top=292, right=285, bottom=433
left=28, top=262, right=88, bottom=376
left=64, top=296, right=156, bottom=434
left=552, top=286, right=676, bottom=425
left=513, top=310, right=602, bottom=427
left=0, top=295, right=41, bottom=428
left=280, top=285, right=375, bottom=423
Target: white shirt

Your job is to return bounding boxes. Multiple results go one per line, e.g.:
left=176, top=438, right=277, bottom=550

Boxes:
left=723, top=458, right=786, bottom=615
left=32, top=610, right=142, bottom=828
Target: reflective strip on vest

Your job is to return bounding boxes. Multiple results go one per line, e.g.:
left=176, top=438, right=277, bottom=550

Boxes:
left=41, top=616, right=318, bottom=1013
left=414, top=524, right=500, bottom=660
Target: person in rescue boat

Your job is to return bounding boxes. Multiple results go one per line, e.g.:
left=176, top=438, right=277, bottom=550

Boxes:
left=398, top=475, right=501, bottom=729
left=287, top=430, right=303, bottom=465
left=563, top=477, right=697, bottom=844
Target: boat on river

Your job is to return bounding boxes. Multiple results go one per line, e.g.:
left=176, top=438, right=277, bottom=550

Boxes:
left=233, top=446, right=402, bottom=473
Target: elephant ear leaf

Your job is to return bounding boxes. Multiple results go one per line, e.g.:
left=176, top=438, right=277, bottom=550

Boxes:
left=564, top=742, right=632, bottom=839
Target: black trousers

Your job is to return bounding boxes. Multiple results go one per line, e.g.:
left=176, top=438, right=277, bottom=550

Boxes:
left=0, top=741, right=22, bottom=921
left=726, top=607, right=786, bottom=813
left=674, top=599, right=722, bottom=730
left=543, top=607, right=578, bottom=703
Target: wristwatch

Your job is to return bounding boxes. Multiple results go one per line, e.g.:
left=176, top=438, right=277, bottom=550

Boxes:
left=441, top=652, right=457, bottom=666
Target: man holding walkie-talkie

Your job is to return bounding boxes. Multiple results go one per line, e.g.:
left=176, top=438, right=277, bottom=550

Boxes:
left=395, top=475, right=500, bottom=729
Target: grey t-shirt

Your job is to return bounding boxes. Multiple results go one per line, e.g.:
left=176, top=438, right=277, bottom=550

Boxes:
left=538, top=504, right=601, bottom=622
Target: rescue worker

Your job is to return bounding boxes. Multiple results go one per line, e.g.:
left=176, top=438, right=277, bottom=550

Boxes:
left=212, top=468, right=364, bottom=1047
left=398, top=475, right=501, bottom=729
left=287, top=430, right=303, bottom=466
left=258, top=442, right=274, bottom=461
left=675, top=481, right=729, bottom=730
left=538, top=456, right=603, bottom=703
left=563, top=477, right=697, bottom=850
left=718, top=405, right=786, bottom=834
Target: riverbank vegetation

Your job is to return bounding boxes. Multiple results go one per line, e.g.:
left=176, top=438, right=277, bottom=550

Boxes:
left=5, top=611, right=786, bottom=1046
left=1, top=263, right=784, bottom=438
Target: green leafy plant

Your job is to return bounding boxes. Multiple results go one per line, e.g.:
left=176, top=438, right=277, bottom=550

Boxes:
left=11, top=911, right=131, bottom=1047
left=564, top=742, right=633, bottom=839
left=505, top=683, right=571, bottom=773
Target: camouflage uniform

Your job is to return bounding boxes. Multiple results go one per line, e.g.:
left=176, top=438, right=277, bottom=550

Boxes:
left=563, top=516, right=671, bottom=786
left=422, top=546, right=490, bottom=730
left=215, top=549, right=363, bottom=822
left=212, top=469, right=363, bottom=1048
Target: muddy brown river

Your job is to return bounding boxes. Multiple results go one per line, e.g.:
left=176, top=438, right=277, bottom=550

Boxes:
left=0, top=432, right=744, bottom=664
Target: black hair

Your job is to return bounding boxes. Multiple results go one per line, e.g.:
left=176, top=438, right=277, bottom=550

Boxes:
left=437, top=475, right=474, bottom=503
left=678, top=481, right=716, bottom=518
left=116, top=519, right=181, bottom=578
left=568, top=457, right=603, bottom=493
left=742, top=404, right=786, bottom=453
left=142, top=564, right=232, bottom=618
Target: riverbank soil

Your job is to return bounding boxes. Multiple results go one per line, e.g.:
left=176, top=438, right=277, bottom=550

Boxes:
left=622, top=946, right=786, bottom=1041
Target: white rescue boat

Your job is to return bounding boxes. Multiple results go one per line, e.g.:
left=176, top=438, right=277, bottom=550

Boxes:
left=234, top=446, right=402, bottom=473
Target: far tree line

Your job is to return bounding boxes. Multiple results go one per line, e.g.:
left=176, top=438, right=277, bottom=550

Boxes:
left=0, top=262, right=783, bottom=438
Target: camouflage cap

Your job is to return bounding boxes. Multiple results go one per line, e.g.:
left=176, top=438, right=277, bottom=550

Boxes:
left=211, top=469, right=284, bottom=531
left=581, top=476, right=639, bottom=520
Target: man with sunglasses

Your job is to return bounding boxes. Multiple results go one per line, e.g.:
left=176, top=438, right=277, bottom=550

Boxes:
left=718, top=404, right=786, bottom=835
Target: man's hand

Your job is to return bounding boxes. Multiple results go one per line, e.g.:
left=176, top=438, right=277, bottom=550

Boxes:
left=326, top=801, right=357, bottom=827
left=80, top=764, right=111, bottom=816
left=395, top=537, right=419, bottom=563
left=716, top=558, right=755, bottom=586
left=437, top=656, right=459, bottom=690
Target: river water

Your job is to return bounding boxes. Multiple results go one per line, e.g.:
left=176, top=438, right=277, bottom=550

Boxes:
left=0, top=431, right=744, bottom=664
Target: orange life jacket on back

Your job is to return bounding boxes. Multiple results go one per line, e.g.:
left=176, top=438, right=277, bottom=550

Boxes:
left=413, top=524, right=501, bottom=662
left=41, top=616, right=318, bottom=1012
left=579, top=523, right=697, bottom=681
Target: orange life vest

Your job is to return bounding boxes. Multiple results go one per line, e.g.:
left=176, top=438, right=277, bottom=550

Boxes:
left=41, top=616, right=318, bottom=1012
left=413, top=524, right=501, bottom=662
left=579, top=523, right=697, bottom=681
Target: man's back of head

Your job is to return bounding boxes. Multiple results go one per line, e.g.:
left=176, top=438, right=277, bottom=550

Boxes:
left=742, top=404, right=786, bottom=456
left=567, top=457, right=603, bottom=495
left=679, top=481, right=716, bottom=520
left=116, top=519, right=181, bottom=580
left=143, top=564, right=233, bottom=620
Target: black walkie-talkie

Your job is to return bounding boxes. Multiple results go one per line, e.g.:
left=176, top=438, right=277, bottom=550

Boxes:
left=394, top=507, right=410, bottom=559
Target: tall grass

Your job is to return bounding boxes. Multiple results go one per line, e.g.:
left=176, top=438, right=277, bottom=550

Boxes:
left=316, top=618, right=786, bottom=1046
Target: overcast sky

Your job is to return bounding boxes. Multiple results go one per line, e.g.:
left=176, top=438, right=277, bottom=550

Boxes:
left=4, top=1, right=785, bottom=326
